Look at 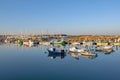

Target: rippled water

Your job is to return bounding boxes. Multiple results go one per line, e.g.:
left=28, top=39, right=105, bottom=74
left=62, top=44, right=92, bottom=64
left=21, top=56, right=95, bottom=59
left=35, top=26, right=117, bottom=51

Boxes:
left=0, top=44, right=120, bottom=80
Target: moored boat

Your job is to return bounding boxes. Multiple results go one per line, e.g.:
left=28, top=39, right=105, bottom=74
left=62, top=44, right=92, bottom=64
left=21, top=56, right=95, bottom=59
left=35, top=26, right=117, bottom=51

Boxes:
left=79, top=51, right=96, bottom=56
left=69, top=47, right=87, bottom=53
left=96, top=46, right=113, bottom=51
left=78, top=53, right=97, bottom=59
left=103, top=46, right=113, bottom=50
left=47, top=48, right=65, bottom=54
left=48, top=51, right=66, bottom=59
left=69, top=47, right=96, bottom=56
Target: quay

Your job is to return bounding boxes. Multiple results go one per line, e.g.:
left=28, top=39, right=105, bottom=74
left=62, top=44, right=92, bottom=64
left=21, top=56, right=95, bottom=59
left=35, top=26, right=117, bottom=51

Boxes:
left=1, top=34, right=120, bottom=46
left=66, top=35, right=120, bottom=46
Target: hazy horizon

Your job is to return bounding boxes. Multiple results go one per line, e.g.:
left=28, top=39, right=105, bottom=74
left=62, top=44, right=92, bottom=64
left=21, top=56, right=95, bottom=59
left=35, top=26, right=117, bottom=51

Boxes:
left=0, top=0, right=120, bottom=35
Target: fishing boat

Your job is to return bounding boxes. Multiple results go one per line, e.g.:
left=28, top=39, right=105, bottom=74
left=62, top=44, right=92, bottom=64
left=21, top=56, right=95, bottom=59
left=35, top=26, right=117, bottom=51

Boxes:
left=78, top=53, right=97, bottom=59
left=69, top=53, right=79, bottom=60
left=69, top=52, right=97, bottom=60
left=69, top=47, right=96, bottom=56
left=103, top=46, right=113, bottom=50
left=79, top=51, right=96, bottom=56
left=48, top=51, right=66, bottom=59
left=103, top=49, right=114, bottom=54
left=96, top=46, right=113, bottom=51
left=39, top=41, right=50, bottom=46
left=69, top=47, right=87, bottom=53
left=50, top=40, right=67, bottom=46
left=47, top=48, right=65, bottom=54
left=71, top=42, right=80, bottom=45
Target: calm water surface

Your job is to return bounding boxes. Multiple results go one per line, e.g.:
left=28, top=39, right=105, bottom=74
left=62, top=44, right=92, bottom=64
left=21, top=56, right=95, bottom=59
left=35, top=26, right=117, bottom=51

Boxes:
left=0, top=44, right=120, bottom=80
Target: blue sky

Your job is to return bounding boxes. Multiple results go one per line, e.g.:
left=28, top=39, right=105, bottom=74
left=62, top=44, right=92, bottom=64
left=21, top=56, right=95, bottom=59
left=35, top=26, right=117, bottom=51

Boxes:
left=0, top=0, right=120, bottom=35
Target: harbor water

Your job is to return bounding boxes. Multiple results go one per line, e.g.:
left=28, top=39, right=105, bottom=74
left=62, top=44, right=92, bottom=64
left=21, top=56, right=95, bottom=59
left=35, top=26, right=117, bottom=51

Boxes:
left=0, top=44, right=120, bottom=80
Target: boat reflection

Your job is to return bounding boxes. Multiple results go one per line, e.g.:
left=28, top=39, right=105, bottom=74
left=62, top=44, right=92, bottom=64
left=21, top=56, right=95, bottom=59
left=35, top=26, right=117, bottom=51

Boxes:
left=95, top=45, right=115, bottom=54
left=69, top=52, right=97, bottom=60
left=78, top=53, right=98, bottom=59
left=96, top=48, right=114, bottom=55
left=102, top=49, right=114, bottom=55
left=48, top=52, right=66, bottom=59
left=69, top=53, right=79, bottom=60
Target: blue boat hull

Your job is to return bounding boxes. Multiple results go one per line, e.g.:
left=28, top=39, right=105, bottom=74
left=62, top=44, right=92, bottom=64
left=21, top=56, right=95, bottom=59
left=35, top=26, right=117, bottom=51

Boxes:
left=47, top=49, right=66, bottom=59
left=47, top=49, right=63, bottom=54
